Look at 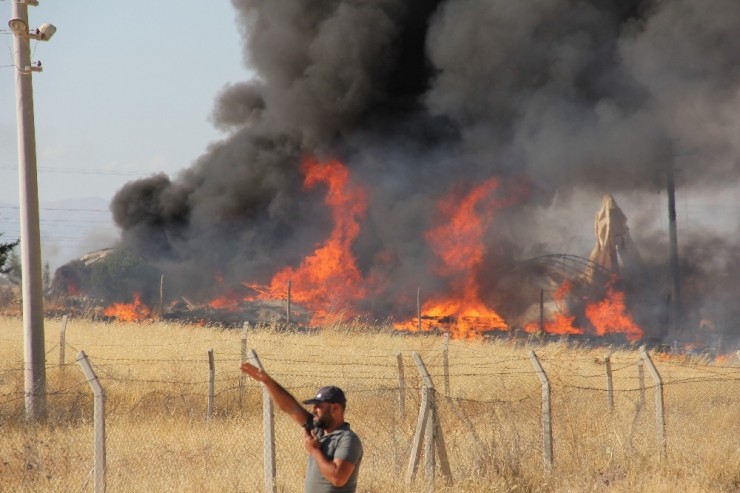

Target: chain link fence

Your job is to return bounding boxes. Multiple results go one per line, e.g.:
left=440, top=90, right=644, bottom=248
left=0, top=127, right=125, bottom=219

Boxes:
left=0, top=318, right=738, bottom=492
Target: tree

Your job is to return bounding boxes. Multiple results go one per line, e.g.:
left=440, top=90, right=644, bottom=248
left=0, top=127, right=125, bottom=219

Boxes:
left=4, top=248, right=22, bottom=285
left=43, top=262, right=50, bottom=292
left=0, top=236, right=19, bottom=275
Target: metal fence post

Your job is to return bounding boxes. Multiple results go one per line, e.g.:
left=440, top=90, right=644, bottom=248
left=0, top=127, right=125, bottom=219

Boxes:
left=406, top=352, right=452, bottom=486
left=249, top=349, right=277, bottom=493
left=207, top=349, right=215, bottom=419
left=640, top=348, right=666, bottom=460
left=529, top=351, right=553, bottom=472
left=239, top=322, right=249, bottom=407
left=396, top=352, right=405, bottom=418
left=77, top=351, right=106, bottom=493
left=605, top=353, right=613, bottom=411
left=59, top=315, right=68, bottom=367
left=442, top=332, right=450, bottom=399
left=637, top=358, right=645, bottom=410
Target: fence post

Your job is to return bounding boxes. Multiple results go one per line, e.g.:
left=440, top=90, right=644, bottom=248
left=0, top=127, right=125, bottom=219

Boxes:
left=640, top=348, right=666, bottom=460
left=158, top=274, right=165, bottom=316
left=59, top=315, right=68, bottom=367
left=417, top=287, right=422, bottom=332
left=406, top=352, right=452, bottom=486
left=406, top=380, right=431, bottom=485
left=605, top=353, right=613, bottom=412
left=539, top=288, right=545, bottom=333
left=396, top=353, right=405, bottom=418
left=239, top=322, right=249, bottom=407
left=529, top=351, right=553, bottom=472
left=442, top=332, right=450, bottom=399
left=207, top=349, right=215, bottom=420
left=286, top=280, right=292, bottom=324
left=637, top=358, right=645, bottom=410
left=77, top=351, right=106, bottom=493
left=249, top=349, right=277, bottom=493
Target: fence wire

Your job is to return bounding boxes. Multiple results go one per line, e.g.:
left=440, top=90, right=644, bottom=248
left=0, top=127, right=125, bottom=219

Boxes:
left=0, top=321, right=738, bottom=492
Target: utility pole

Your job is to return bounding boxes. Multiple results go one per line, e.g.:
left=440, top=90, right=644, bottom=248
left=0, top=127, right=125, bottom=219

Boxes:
left=8, top=0, right=57, bottom=420
left=666, top=148, right=681, bottom=335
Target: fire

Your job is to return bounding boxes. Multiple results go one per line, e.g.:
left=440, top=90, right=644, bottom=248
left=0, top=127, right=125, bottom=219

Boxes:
left=194, top=160, right=644, bottom=344
left=585, top=285, right=643, bottom=342
left=207, top=289, right=242, bottom=311
left=246, top=156, right=368, bottom=324
left=523, top=279, right=643, bottom=341
left=103, top=293, right=152, bottom=322
left=524, top=281, right=584, bottom=336
left=397, top=178, right=507, bottom=339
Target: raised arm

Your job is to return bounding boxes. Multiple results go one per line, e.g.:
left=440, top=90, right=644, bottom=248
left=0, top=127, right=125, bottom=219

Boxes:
left=240, top=362, right=311, bottom=426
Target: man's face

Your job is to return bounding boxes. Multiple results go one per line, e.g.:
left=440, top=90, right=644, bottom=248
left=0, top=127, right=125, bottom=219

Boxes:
left=312, top=402, right=337, bottom=429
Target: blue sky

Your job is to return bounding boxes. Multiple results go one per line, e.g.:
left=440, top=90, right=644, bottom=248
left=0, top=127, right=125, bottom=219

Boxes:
left=1, top=1, right=249, bottom=203
left=1, top=1, right=250, bottom=267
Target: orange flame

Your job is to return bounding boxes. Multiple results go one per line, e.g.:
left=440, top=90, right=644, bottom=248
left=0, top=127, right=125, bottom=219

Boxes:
left=585, top=285, right=643, bottom=342
left=103, top=293, right=152, bottom=322
left=525, top=281, right=584, bottom=336
left=207, top=289, right=242, bottom=311
left=246, top=156, right=368, bottom=324
left=397, top=178, right=507, bottom=339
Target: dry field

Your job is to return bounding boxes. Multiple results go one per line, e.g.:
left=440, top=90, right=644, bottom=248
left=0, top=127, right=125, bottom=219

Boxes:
left=0, top=315, right=738, bottom=492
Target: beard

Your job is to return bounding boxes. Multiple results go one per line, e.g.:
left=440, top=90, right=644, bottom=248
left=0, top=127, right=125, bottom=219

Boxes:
left=314, top=412, right=335, bottom=430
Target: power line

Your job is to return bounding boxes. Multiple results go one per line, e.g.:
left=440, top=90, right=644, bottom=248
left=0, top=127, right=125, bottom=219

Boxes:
left=0, top=165, right=152, bottom=176
left=0, top=218, right=111, bottom=224
left=0, top=205, right=109, bottom=213
left=0, top=235, right=114, bottom=243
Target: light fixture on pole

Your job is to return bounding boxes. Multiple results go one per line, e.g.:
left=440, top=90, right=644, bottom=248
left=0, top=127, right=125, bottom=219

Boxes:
left=29, top=23, right=56, bottom=41
left=9, top=0, right=56, bottom=421
left=7, top=18, right=28, bottom=35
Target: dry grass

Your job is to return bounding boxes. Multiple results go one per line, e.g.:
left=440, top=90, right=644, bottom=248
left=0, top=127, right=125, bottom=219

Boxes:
left=0, top=315, right=738, bottom=492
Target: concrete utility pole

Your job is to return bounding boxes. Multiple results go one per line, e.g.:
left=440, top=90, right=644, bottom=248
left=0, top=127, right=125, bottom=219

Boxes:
left=8, top=0, right=57, bottom=420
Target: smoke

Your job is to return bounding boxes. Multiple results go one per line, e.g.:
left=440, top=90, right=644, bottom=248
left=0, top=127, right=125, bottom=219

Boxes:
left=110, top=0, right=740, bottom=343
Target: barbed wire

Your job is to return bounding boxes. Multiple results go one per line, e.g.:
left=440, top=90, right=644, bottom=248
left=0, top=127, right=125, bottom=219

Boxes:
left=452, top=392, right=539, bottom=405
left=1, top=370, right=732, bottom=398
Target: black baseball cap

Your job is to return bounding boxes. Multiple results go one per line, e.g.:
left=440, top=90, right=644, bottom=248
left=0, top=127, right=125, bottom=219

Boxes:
left=303, top=386, right=347, bottom=407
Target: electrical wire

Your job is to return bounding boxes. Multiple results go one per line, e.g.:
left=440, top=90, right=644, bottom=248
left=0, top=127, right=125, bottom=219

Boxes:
left=0, top=165, right=152, bottom=176
left=0, top=205, right=109, bottom=213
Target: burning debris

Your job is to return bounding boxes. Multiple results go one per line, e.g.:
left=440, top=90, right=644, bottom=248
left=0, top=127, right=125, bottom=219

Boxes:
left=47, top=1, right=740, bottom=352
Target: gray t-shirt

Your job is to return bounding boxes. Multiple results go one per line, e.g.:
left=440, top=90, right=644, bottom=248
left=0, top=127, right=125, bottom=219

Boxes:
left=304, top=423, right=363, bottom=493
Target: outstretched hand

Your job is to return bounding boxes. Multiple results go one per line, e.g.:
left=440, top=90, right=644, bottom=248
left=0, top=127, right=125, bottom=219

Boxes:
left=303, top=427, right=320, bottom=453
left=240, top=362, right=269, bottom=383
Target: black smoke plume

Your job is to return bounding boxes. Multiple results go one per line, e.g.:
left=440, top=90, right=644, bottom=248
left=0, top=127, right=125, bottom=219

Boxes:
left=111, top=0, right=740, bottom=345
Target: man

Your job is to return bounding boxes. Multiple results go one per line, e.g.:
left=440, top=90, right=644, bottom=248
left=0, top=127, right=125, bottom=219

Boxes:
left=240, top=362, right=363, bottom=493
